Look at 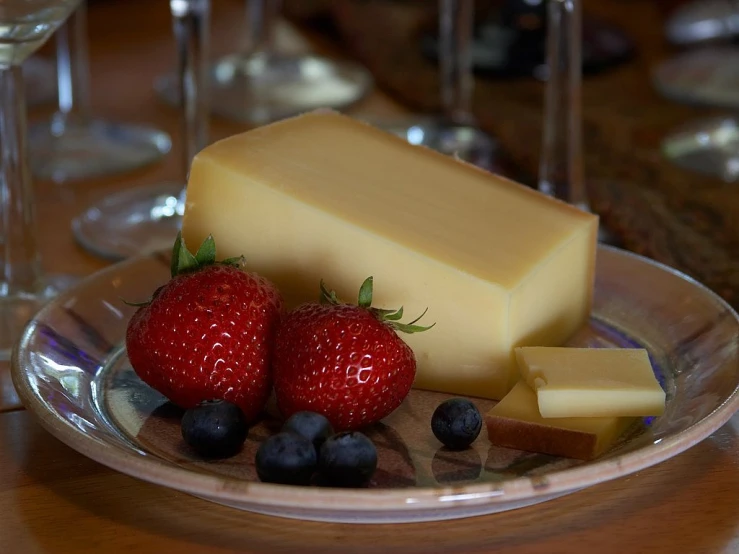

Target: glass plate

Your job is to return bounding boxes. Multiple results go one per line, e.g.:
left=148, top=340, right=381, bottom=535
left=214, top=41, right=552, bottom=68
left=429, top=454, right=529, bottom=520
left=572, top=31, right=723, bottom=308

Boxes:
left=10, top=246, right=739, bottom=523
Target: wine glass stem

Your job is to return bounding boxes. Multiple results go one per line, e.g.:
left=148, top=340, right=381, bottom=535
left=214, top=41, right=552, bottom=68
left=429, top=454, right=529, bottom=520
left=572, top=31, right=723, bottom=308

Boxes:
left=0, top=66, right=42, bottom=297
left=245, top=0, right=279, bottom=55
left=439, top=0, right=474, bottom=125
left=538, top=0, right=587, bottom=209
left=171, top=0, right=210, bottom=182
left=54, top=1, right=92, bottom=128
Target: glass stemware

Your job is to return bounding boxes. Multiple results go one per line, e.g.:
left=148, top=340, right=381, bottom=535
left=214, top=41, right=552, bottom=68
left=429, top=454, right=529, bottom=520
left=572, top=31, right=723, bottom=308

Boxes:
left=537, top=0, right=587, bottom=210
left=376, top=0, right=498, bottom=171
left=537, top=0, right=617, bottom=242
left=0, top=0, right=81, bottom=359
left=662, top=117, right=739, bottom=183
left=155, top=0, right=373, bottom=125
left=652, top=45, right=739, bottom=182
left=72, top=0, right=210, bottom=261
left=28, top=1, right=172, bottom=183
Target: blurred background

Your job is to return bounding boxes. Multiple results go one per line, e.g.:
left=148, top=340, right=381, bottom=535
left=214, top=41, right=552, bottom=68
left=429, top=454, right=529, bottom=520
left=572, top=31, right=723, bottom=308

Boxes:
left=16, top=0, right=739, bottom=312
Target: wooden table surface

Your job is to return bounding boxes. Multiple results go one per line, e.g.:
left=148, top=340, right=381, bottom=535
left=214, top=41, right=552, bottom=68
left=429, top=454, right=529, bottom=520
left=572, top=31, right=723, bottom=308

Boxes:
left=0, top=1, right=737, bottom=552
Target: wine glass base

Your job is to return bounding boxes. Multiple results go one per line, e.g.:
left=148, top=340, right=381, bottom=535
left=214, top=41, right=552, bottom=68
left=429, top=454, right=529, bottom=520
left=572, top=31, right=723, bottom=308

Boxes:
left=72, top=183, right=184, bottom=262
left=662, top=117, right=739, bottom=182
left=0, top=274, right=78, bottom=361
left=154, top=52, right=373, bottom=125
left=23, top=56, right=56, bottom=107
left=30, top=119, right=172, bottom=183
left=370, top=118, right=499, bottom=171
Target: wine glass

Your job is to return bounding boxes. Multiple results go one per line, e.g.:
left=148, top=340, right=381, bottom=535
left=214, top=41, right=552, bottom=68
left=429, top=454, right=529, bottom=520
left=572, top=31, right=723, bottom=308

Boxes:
left=71, top=0, right=209, bottom=261
left=662, top=116, right=739, bottom=182
left=0, top=0, right=81, bottom=359
left=374, top=0, right=498, bottom=171
left=537, top=0, right=614, bottom=241
left=28, top=1, right=172, bottom=183
left=653, top=45, right=739, bottom=182
left=537, top=0, right=587, bottom=210
left=155, top=0, right=373, bottom=124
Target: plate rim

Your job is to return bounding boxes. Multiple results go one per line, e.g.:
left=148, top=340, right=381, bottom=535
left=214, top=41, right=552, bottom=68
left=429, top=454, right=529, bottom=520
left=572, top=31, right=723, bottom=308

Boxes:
left=10, top=245, right=739, bottom=515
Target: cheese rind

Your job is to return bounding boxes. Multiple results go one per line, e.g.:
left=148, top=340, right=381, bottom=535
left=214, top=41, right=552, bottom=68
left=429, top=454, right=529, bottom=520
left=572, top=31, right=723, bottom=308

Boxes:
left=182, top=110, right=598, bottom=400
left=485, top=381, right=635, bottom=460
left=515, top=347, right=666, bottom=418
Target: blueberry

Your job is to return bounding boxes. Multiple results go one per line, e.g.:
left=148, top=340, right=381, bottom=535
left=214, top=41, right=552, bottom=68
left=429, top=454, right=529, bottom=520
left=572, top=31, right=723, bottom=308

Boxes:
left=431, top=398, right=482, bottom=450
left=255, top=432, right=317, bottom=486
left=181, top=399, right=248, bottom=459
left=318, top=432, right=377, bottom=488
left=282, top=411, right=334, bottom=451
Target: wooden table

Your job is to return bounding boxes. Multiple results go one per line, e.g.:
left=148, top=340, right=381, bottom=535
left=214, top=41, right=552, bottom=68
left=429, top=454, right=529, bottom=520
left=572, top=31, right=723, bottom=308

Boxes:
left=1, top=1, right=737, bottom=552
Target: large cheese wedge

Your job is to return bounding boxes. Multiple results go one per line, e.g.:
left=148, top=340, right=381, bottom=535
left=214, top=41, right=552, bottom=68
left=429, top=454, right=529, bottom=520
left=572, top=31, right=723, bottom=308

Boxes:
left=182, top=110, right=598, bottom=400
left=515, top=347, right=665, bottom=418
left=486, top=381, right=636, bottom=460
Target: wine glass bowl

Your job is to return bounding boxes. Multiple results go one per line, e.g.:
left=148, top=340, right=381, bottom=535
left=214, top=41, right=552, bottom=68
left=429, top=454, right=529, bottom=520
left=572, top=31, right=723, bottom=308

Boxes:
left=0, top=0, right=78, bottom=64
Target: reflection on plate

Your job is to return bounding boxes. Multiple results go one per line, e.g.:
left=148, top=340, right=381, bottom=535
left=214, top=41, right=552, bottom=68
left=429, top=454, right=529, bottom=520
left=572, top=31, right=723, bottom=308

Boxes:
left=11, top=246, right=739, bottom=523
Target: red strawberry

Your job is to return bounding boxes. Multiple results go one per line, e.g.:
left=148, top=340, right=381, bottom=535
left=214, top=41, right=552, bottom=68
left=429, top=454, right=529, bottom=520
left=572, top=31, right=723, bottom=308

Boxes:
left=125, top=233, right=283, bottom=422
left=272, top=277, right=433, bottom=431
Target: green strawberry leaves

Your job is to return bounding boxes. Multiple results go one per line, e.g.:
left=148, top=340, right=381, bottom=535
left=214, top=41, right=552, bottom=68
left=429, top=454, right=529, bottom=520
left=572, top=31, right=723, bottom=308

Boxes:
left=357, top=277, right=373, bottom=308
left=170, top=232, right=244, bottom=278
left=386, top=310, right=434, bottom=334
left=194, top=235, right=217, bottom=265
left=171, top=233, right=200, bottom=277
left=125, top=233, right=244, bottom=307
left=123, top=298, right=154, bottom=307
left=377, top=306, right=404, bottom=321
left=319, top=276, right=435, bottom=335
left=319, top=280, right=341, bottom=306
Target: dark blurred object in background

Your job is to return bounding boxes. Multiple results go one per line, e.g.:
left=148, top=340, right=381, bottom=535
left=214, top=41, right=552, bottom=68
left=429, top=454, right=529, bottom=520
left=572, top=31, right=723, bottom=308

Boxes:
left=422, top=0, right=635, bottom=80
left=282, top=0, right=498, bottom=34
left=282, top=0, right=339, bottom=38
left=282, top=0, right=328, bottom=21
left=283, top=0, right=497, bottom=19
left=283, top=0, right=635, bottom=81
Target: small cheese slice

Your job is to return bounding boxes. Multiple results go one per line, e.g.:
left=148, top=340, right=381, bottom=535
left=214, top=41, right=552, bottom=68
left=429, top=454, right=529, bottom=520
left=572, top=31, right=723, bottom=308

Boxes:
left=182, top=110, right=598, bottom=400
left=485, top=381, right=636, bottom=460
left=515, top=347, right=665, bottom=418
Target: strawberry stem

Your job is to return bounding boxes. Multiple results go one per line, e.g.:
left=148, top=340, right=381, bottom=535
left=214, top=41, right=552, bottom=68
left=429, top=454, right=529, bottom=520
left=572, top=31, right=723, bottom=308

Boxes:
left=319, top=277, right=435, bottom=334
